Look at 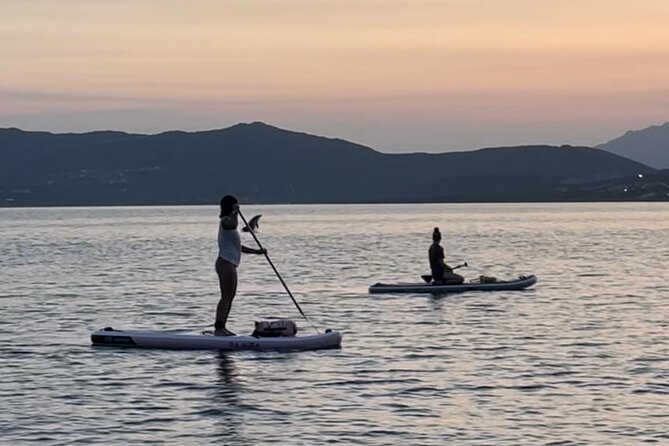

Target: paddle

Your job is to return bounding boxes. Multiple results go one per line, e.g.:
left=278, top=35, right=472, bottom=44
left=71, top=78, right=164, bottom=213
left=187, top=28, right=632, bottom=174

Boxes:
left=238, top=209, right=320, bottom=333
left=421, top=262, right=468, bottom=283
left=451, top=262, right=468, bottom=271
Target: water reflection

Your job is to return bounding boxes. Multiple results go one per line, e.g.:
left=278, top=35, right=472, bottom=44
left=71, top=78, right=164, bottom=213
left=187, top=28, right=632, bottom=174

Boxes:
left=212, top=353, right=244, bottom=443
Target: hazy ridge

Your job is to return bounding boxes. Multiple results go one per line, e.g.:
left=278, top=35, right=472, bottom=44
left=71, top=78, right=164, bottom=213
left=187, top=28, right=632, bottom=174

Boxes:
left=0, top=122, right=664, bottom=206
left=598, top=122, right=669, bottom=169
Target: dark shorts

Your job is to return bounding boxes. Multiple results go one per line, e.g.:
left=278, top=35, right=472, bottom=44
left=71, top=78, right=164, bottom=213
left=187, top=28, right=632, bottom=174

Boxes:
left=216, top=257, right=237, bottom=294
left=216, top=256, right=237, bottom=272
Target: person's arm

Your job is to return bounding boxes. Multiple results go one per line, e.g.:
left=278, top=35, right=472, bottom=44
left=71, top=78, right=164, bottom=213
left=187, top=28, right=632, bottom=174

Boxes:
left=438, top=246, right=453, bottom=271
left=220, top=212, right=238, bottom=230
left=242, top=245, right=266, bottom=255
left=439, top=258, right=453, bottom=271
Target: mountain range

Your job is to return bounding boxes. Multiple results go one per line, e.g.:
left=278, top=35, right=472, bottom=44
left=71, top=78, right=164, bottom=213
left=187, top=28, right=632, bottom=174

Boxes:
left=598, top=122, right=669, bottom=169
left=0, top=122, right=666, bottom=206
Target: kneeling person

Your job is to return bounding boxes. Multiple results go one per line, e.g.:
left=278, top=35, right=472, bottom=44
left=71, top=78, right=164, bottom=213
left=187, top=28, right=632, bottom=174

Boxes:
left=428, top=227, right=464, bottom=285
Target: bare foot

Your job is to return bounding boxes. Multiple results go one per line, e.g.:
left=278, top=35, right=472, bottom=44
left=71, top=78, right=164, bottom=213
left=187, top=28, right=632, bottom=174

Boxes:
left=214, top=328, right=236, bottom=336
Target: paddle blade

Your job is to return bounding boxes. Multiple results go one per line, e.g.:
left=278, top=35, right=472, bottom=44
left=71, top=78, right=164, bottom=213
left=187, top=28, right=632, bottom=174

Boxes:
left=242, top=214, right=262, bottom=232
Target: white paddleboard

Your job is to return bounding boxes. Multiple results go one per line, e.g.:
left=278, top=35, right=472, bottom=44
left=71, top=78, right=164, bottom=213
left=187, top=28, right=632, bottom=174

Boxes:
left=91, top=328, right=342, bottom=351
left=369, top=274, right=537, bottom=294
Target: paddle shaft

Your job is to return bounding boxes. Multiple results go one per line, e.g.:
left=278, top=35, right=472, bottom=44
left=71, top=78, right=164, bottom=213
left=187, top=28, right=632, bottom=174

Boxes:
left=421, top=262, right=468, bottom=283
left=238, top=210, right=319, bottom=333
left=450, top=262, right=468, bottom=271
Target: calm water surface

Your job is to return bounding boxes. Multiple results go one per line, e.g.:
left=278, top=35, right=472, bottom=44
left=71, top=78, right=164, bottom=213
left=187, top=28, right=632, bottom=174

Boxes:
left=1, top=203, right=668, bottom=445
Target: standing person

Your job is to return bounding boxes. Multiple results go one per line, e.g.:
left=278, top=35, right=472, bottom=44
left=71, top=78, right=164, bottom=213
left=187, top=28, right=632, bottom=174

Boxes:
left=215, top=195, right=266, bottom=336
left=428, top=227, right=464, bottom=285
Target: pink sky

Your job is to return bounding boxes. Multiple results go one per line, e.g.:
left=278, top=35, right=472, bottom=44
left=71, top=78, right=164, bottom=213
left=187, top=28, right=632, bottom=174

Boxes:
left=2, top=0, right=669, bottom=152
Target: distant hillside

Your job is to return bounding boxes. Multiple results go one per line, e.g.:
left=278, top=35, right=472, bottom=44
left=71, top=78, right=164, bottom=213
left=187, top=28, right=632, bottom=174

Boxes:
left=598, top=122, right=669, bottom=169
left=0, top=122, right=658, bottom=206
left=556, top=169, right=669, bottom=201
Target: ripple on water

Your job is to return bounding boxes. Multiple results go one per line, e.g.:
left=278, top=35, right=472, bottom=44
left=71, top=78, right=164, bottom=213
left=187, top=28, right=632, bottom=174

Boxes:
left=1, top=203, right=668, bottom=445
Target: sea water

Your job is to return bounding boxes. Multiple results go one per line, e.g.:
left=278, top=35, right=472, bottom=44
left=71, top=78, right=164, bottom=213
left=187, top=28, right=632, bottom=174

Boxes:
left=1, top=203, right=668, bottom=445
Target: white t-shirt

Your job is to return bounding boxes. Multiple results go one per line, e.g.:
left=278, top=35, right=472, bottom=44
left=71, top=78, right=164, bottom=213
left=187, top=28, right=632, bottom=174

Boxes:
left=218, top=221, right=241, bottom=266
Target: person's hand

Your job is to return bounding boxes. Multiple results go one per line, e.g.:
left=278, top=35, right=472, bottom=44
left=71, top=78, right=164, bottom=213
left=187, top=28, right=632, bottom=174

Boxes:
left=232, top=203, right=240, bottom=213
left=258, top=248, right=267, bottom=255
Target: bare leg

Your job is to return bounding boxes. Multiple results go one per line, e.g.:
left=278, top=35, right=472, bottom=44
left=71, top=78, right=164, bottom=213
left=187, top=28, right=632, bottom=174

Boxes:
left=443, top=271, right=464, bottom=285
left=215, top=258, right=238, bottom=336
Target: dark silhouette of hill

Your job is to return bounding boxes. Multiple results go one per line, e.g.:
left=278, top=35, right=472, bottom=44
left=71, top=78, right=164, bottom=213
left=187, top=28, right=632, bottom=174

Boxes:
left=555, top=169, right=669, bottom=201
left=598, top=122, right=669, bottom=169
left=0, top=122, right=657, bottom=206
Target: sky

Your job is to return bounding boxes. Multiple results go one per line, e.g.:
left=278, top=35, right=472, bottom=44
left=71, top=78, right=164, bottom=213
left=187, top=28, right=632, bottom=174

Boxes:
left=2, top=0, right=669, bottom=152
